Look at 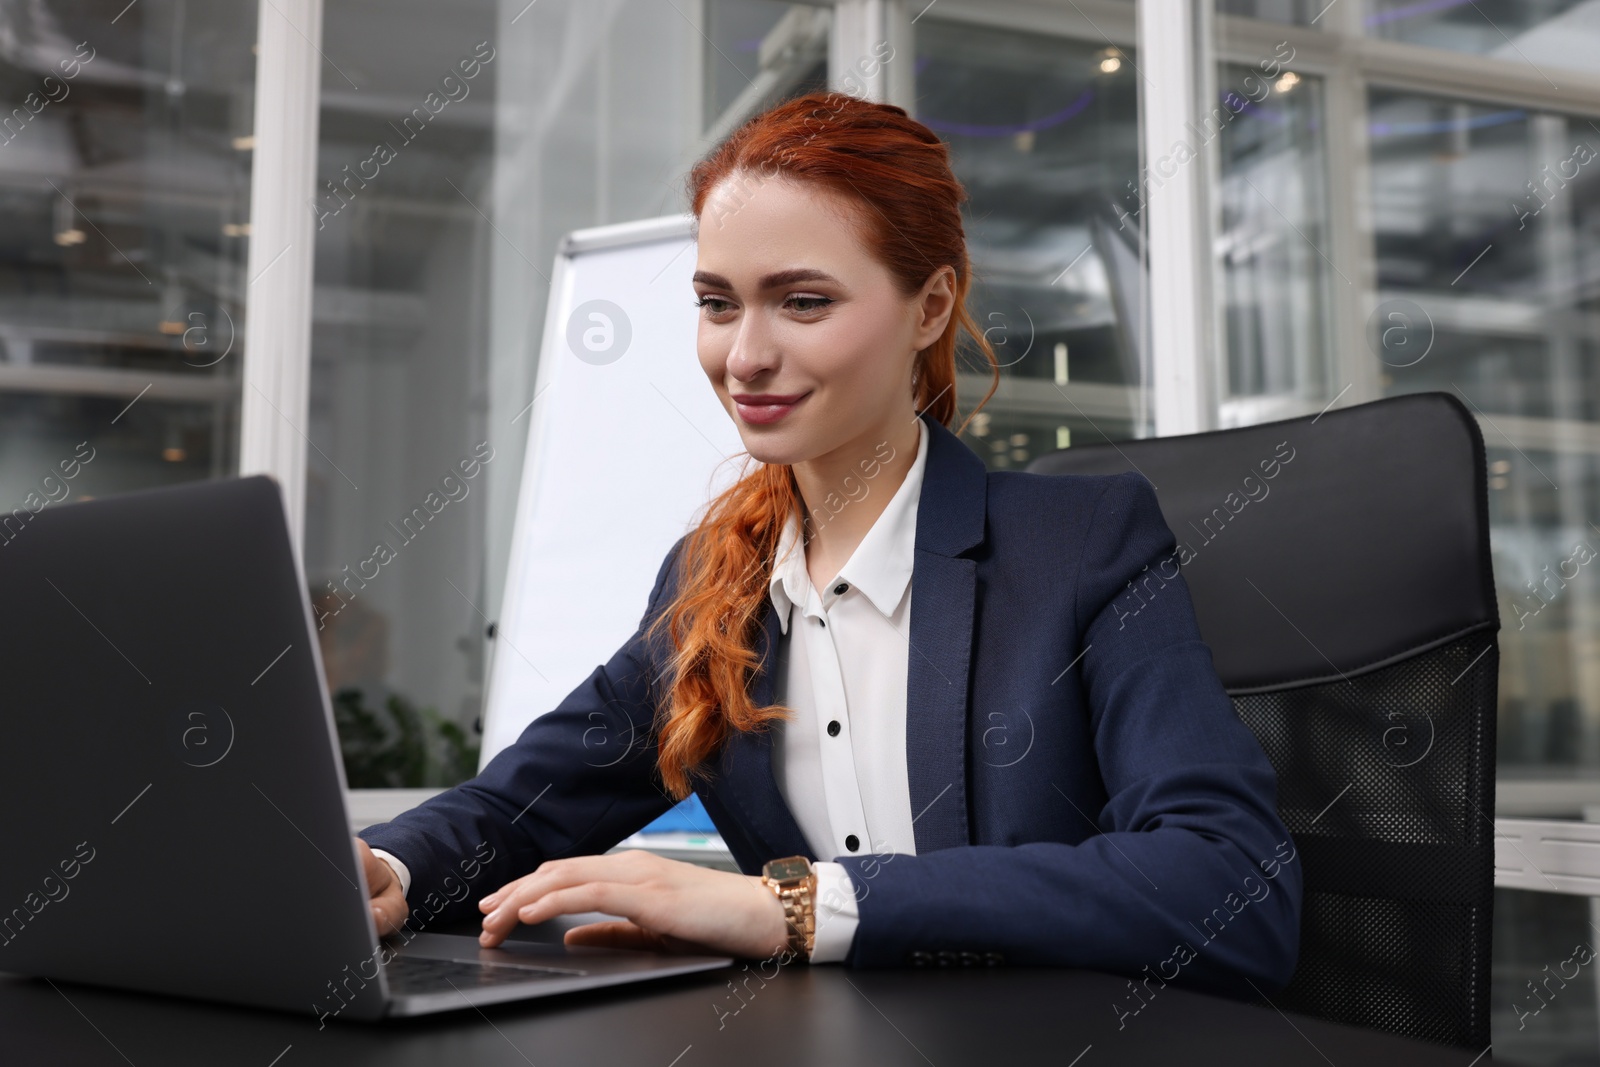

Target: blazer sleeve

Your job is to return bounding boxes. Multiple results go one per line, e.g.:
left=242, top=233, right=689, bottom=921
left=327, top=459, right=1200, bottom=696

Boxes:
left=356, top=537, right=686, bottom=927
left=830, top=472, right=1303, bottom=999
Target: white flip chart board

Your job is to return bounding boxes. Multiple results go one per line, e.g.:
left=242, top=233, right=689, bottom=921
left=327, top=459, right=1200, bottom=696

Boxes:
left=480, top=214, right=747, bottom=766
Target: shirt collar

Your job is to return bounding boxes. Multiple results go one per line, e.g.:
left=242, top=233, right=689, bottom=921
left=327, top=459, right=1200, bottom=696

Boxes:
left=768, top=417, right=929, bottom=634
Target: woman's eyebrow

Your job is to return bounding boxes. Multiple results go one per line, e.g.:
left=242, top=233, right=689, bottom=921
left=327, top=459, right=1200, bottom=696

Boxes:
left=692, top=268, right=841, bottom=290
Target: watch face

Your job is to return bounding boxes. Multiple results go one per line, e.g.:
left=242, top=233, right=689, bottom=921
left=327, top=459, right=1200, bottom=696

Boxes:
left=766, top=857, right=809, bottom=883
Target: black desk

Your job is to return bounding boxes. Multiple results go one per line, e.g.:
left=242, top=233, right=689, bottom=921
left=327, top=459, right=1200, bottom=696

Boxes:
left=1, top=919, right=1519, bottom=1066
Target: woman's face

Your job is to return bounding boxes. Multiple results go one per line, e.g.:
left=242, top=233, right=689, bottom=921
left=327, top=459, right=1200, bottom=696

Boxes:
left=694, top=170, right=951, bottom=466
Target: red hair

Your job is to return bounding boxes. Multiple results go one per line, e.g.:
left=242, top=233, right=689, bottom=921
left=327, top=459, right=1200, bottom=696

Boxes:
left=647, top=91, right=1001, bottom=800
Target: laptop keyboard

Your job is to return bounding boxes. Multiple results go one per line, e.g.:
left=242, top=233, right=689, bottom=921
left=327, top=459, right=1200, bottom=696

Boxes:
left=384, top=955, right=586, bottom=995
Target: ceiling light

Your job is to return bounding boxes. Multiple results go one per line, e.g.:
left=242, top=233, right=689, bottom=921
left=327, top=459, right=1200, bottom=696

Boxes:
left=163, top=425, right=187, bottom=463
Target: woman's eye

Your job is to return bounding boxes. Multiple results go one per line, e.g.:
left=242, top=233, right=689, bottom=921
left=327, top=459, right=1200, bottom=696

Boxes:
left=787, top=295, right=832, bottom=313
left=695, top=296, right=732, bottom=315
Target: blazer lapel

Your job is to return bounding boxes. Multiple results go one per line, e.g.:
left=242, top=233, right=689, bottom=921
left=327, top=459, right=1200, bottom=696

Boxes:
left=905, top=411, right=986, bottom=853
left=720, top=410, right=987, bottom=860
left=719, top=601, right=815, bottom=861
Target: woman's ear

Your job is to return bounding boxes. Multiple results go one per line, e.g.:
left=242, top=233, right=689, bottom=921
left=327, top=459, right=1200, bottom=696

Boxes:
left=914, top=265, right=958, bottom=348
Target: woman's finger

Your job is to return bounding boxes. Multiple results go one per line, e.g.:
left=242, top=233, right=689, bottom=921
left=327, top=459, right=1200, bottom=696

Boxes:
left=479, top=852, right=664, bottom=933
left=479, top=871, right=567, bottom=935
left=371, top=887, right=408, bottom=937
left=486, top=850, right=658, bottom=908
left=478, top=873, right=532, bottom=914
left=479, top=875, right=601, bottom=940
left=480, top=881, right=638, bottom=947
left=515, top=881, right=631, bottom=926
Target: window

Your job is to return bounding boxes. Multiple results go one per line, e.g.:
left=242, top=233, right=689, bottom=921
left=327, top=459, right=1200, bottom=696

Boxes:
left=304, top=0, right=499, bottom=788
left=913, top=7, right=1148, bottom=468
left=1216, top=58, right=1335, bottom=425
left=0, top=2, right=254, bottom=518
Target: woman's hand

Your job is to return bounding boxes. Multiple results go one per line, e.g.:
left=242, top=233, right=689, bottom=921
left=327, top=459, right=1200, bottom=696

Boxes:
left=355, top=838, right=409, bottom=937
left=476, top=849, right=791, bottom=959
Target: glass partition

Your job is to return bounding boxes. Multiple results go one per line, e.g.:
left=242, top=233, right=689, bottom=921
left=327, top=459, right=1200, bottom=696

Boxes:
left=1216, top=58, right=1335, bottom=425
left=1366, top=90, right=1600, bottom=783
left=0, top=0, right=254, bottom=516
left=913, top=15, right=1148, bottom=468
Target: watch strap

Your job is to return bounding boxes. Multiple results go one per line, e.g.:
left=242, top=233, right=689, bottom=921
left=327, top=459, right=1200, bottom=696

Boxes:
left=762, top=856, right=816, bottom=959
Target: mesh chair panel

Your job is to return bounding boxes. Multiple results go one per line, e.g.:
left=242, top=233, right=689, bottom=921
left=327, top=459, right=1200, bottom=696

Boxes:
left=1233, top=628, right=1497, bottom=1047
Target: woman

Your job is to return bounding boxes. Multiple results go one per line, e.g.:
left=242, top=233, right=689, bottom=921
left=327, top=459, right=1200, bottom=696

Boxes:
left=356, top=91, right=1301, bottom=997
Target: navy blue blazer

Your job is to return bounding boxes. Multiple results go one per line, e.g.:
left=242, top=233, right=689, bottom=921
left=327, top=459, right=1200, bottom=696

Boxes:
left=360, top=410, right=1302, bottom=997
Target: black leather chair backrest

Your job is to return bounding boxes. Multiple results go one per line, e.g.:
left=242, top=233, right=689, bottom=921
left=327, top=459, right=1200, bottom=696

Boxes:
left=1027, top=390, right=1500, bottom=1048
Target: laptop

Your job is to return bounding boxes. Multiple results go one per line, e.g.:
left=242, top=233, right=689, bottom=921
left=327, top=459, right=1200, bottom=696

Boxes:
left=0, top=474, right=731, bottom=1020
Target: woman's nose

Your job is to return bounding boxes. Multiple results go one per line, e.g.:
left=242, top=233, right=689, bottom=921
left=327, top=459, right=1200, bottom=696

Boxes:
left=725, top=316, right=779, bottom=380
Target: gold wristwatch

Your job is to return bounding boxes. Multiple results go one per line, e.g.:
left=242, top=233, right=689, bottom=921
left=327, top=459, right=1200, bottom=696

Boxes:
left=761, top=855, right=817, bottom=960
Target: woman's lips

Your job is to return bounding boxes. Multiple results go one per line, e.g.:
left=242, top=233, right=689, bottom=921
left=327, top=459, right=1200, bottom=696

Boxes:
left=734, top=393, right=808, bottom=425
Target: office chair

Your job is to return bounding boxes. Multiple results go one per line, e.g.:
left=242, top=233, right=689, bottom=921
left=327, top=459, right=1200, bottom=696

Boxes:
left=1027, top=390, right=1499, bottom=1048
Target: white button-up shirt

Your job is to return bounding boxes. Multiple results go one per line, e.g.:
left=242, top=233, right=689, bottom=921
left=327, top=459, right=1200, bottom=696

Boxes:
left=768, top=415, right=927, bottom=962
left=373, top=417, right=930, bottom=965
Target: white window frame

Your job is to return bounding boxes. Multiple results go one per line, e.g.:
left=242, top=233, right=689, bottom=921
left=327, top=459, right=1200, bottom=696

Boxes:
left=238, top=0, right=325, bottom=569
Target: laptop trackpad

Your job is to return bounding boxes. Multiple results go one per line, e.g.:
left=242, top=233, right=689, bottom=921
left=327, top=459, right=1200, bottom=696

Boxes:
left=394, top=921, right=701, bottom=974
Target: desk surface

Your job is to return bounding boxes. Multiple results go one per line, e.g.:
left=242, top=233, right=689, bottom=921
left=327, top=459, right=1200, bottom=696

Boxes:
left=1, top=919, right=1519, bottom=1067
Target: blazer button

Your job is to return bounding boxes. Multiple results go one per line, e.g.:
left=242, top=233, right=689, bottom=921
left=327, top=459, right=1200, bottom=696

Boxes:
left=907, top=951, right=932, bottom=967
left=834, top=582, right=848, bottom=595
left=827, top=720, right=841, bottom=737
left=984, top=952, right=1005, bottom=967
left=845, top=834, right=859, bottom=851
